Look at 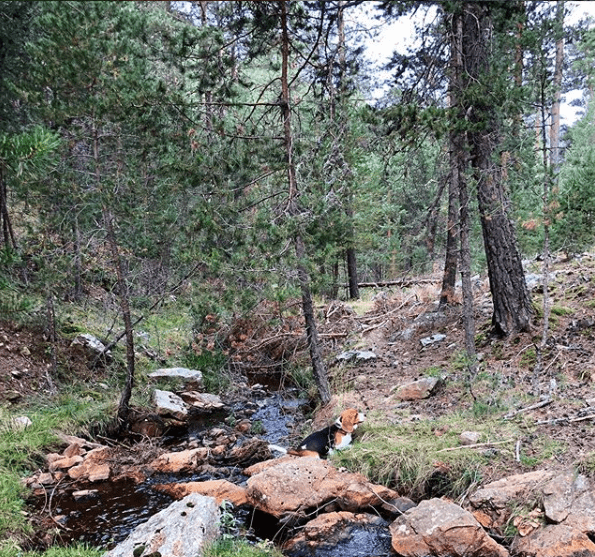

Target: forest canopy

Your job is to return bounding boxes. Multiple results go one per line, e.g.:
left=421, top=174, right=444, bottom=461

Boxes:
left=1, top=0, right=595, bottom=401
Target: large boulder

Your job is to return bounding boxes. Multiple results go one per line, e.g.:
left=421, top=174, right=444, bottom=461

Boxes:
left=246, top=457, right=400, bottom=518
left=149, top=367, right=203, bottom=385
left=102, top=493, right=219, bottom=557
left=468, top=470, right=554, bottom=529
left=510, top=524, right=595, bottom=557
left=389, top=498, right=509, bottom=557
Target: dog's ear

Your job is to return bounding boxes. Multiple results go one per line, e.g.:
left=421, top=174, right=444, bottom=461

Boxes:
left=339, top=408, right=360, bottom=433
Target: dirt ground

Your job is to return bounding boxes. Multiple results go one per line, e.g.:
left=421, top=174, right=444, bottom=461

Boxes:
left=3, top=253, right=595, bottom=480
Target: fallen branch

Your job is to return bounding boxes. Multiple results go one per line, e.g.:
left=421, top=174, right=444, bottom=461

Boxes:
left=436, top=438, right=515, bottom=453
left=536, top=414, right=595, bottom=426
left=346, top=278, right=441, bottom=289
left=502, top=398, right=552, bottom=420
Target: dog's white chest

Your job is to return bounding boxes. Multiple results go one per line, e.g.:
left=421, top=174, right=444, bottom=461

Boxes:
left=334, top=432, right=352, bottom=450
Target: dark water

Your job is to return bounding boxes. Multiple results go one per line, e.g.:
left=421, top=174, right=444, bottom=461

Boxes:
left=31, top=388, right=304, bottom=549
left=41, top=478, right=174, bottom=548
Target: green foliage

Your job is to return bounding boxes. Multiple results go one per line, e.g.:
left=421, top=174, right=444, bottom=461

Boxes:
left=182, top=346, right=229, bottom=394
left=204, top=538, right=283, bottom=557
left=552, top=100, right=595, bottom=254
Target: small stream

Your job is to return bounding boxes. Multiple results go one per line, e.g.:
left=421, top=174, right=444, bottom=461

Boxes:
left=31, top=385, right=307, bottom=549
left=29, top=383, right=394, bottom=556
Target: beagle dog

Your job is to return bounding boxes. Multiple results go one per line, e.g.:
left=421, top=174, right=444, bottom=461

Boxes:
left=269, top=408, right=365, bottom=459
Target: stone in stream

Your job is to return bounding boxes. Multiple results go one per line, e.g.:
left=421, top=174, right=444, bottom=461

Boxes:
left=101, top=493, right=219, bottom=557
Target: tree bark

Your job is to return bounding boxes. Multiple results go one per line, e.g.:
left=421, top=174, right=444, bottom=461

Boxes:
left=549, top=2, right=564, bottom=174
left=104, top=208, right=136, bottom=432
left=279, top=1, right=330, bottom=404
left=337, top=1, right=359, bottom=300
left=463, top=2, right=532, bottom=337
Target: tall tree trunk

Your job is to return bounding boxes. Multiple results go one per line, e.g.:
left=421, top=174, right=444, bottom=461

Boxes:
left=279, top=1, right=330, bottom=404
left=541, top=2, right=564, bottom=346
left=440, top=8, right=463, bottom=309
left=549, top=1, right=564, bottom=174
left=337, top=1, right=359, bottom=299
left=463, top=2, right=532, bottom=337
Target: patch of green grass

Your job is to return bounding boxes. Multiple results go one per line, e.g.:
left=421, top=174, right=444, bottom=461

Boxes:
left=10, top=545, right=103, bottom=557
left=180, top=346, right=229, bottom=393
left=204, top=538, right=284, bottom=557
left=519, top=348, right=537, bottom=369
left=550, top=305, right=574, bottom=316
left=0, top=396, right=115, bottom=552
left=332, top=417, right=509, bottom=500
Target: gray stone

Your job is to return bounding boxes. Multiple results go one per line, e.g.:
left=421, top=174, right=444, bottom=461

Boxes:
left=102, top=493, right=219, bottom=557
left=149, top=367, right=203, bottom=384
left=153, top=389, right=189, bottom=420
left=336, top=350, right=377, bottom=363
left=70, top=333, right=110, bottom=358
left=420, top=333, right=446, bottom=347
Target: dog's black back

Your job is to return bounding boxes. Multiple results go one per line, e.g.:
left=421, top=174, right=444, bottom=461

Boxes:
left=294, top=424, right=339, bottom=458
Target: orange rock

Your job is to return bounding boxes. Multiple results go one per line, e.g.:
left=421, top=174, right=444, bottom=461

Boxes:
left=148, top=447, right=209, bottom=473
left=49, top=455, right=84, bottom=471
left=63, top=442, right=85, bottom=458
left=246, top=457, right=399, bottom=518
left=154, top=480, right=248, bottom=506
left=511, top=524, right=595, bottom=557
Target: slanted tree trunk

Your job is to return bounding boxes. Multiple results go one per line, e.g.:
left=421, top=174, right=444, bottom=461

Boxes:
left=0, top=166, right=17, bottom=250
left=92, top=124, right=136, bottom=432
left=104, top=208, right=136, bottom=431
left=279, top=1, right=330, bottom=404
left=463, top=2, right=532, bottom=337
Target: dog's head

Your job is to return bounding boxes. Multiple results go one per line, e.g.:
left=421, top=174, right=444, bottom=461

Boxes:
left=336, top=408, right=366, bottom=433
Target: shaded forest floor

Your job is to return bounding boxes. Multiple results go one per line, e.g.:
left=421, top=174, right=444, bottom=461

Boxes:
left=4, top=253, right=595, bottom=547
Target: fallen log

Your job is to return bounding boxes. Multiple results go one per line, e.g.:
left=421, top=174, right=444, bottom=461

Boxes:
left=343, top=278, right=441, bottom=289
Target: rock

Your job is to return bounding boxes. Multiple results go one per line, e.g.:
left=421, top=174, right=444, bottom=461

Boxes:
left=153, top=389, right=189, bottom=420
left=102, top=493, right=219, bottom=557
left=284, top=511, right=392, bottom=557
left=130, top=414, right=164, bottom=437
left=12, top=416, right=32, bottom=429
left=460, top=431, right=481, bottom=445
left=148, top=447, right=209, bottom=473
left=390, top=498, right=509, bottom=557
left=68, top=446, right=111, bottom=481
left=63, top=442, right=85, bottom=458
left=542, top=470, right=595, bottom=533
left=510, top=524, right=595, bottom=557
left=336, top=350, right=377, bottom=363
left=468, top=469, right=554, bottom=512
left=49, top=455, right=84, bottom=471
left=70, top=333, right=110, bottom=359
left=153, top=479, right=248, bottom=507
left=72, top=489, right=99, bottom=501
left=180, top=391, right=225, bottom=409
left=69, top=462, right=110, bottom=482
left=246, top=457, right=399, bottom=518
left=149, top=367, right=203, bottom=385
left=393, top=377, right=441, bottom=401
left=420, top=333, right=446, bottom=347
left=6, top=390, right=21, bottom=402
